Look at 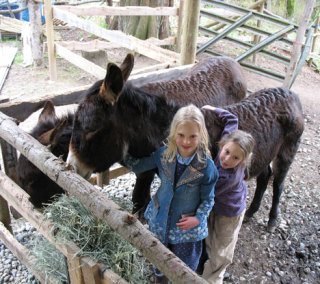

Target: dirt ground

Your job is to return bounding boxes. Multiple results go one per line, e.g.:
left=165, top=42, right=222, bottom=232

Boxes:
left=1, top=40, right=320, bottom=284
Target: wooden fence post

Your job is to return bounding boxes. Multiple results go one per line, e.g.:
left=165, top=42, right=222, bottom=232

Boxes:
left=179, top=0, right=200, bottom=64
left=311, top=16, right=320, bottom=53
left=283, top=0, right=315, bottom=88
left=0, top=195, right=11, bottom=233
left=44, top=0, right=57, bottom=80
left=176, top=0, right=184, bottom=53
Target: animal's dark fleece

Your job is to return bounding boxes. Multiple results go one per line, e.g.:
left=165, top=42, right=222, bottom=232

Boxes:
left=16, top=101, right=74, bottom=207
left=202, top=87, right=304, bottom=231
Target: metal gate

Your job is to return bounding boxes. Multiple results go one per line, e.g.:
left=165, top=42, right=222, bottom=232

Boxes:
left=197, top=0, right=314, bottom=88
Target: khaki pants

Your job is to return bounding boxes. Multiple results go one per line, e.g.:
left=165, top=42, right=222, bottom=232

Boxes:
left=202, top=211, right=245, bottom=284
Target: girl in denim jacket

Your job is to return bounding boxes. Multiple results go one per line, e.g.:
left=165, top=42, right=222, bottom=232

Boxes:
left=125, top=104, right=218, bottom=279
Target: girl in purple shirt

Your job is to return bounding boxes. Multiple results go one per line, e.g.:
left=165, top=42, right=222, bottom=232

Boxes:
left=201, top=106, right=255, bottom=284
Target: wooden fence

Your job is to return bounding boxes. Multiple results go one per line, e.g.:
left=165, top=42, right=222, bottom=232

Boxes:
left=44, top=0, right=201, bottom=81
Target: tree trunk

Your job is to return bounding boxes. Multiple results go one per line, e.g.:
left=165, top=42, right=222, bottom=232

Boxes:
left=28, top=0, right=43, bottom=67
left=111, top=0, right=171, bottom=40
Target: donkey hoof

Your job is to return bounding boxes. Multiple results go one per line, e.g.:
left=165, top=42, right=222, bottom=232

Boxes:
left=244, top=209, right=255, bottom=223
left=243, top=214, right=252, bottom=223
left=267, top=219, right=277, bottom=233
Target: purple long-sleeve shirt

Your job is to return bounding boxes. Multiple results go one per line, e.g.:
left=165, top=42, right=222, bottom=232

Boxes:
left=211, top=107, right=247, bottom=217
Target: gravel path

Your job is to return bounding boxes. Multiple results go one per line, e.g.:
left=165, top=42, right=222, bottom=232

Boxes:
left=0, top=221, right=39, bottom=284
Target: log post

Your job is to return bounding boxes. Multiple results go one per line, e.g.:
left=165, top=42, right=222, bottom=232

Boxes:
left=0, top=195, right=11, bottom=233
left=44, top=0, right=57, bottom=80
left=311, top=16, right=320, bottom=53
left=179, top=0, right=200, bottom=65
left=0, top=137, right=17, bottom=232
left=283, top=0, right=315, bottom=88
left=252, top=0, right=265, bottom=63
left=28, top=0, right=43, bottom=66
left=176, top=0, right=184, bottom=53
left=0, top=112, right=208, bottom=284
left=0, top=138, right=18, bottom=183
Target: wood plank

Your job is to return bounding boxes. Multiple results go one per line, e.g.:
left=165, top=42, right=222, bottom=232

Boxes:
left=0, top=45, right=17, bottom=93
left=0, top=222, right=58, bottom=283
left=53, top=7, right=180, bottom=63
left=131, top=62, right=174, bottom=75
left=109, top=164, right=130, bottom=180
left=0, top=63, right=194, bottom=122
left=100, top=268, right=129, bottom=284
left=81, top=257, right=101, bottom=284
left=0, top=15, right=23, bottom=33
left=55, top=43, right=106, bottom=79
left=57, top=37, right=175, bottom=52
left=0, top=84, right=91, bottom=122
left=44, top=0, right=57, bottom=80
left=58, top=5, right=178, bottom=16
left=66, top=245, right=85, bottom=284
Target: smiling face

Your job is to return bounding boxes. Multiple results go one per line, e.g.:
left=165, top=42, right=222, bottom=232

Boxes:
left=174, top=121, right=200, bottom=158
left=219, top=141, right=244, bottom=169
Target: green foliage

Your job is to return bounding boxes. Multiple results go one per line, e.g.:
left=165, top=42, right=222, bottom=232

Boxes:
left=14, top=51, right=23, bottom=64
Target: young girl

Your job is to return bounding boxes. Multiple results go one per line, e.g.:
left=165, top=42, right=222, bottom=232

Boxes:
left=201, top=106, right=255, bottom=284
left=124, top=104, right=218, bottom=281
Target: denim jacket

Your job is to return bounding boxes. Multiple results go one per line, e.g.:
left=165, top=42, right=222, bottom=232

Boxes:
left=125, top=146, right=218, bottom=244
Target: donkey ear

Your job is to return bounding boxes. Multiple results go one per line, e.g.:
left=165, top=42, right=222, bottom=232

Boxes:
left=38, top=118, right=68, bottom=146
left=38, top=101, right=57, bottom=123
left=49, top=118, right=68, bottom=146
left=119, top=53, right=134, bottom=82
left=99, top=63, right=124, bottom=105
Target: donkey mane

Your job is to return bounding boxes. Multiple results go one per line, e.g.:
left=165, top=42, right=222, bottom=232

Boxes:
left=117, top=82, right=178, bottom=118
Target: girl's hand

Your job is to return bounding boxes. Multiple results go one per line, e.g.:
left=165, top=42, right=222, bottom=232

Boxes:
left=176, top=216, right=200, bottom=230
left=201, top=105, right=216, bottom=111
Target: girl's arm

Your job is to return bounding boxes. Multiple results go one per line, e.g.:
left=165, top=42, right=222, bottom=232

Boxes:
left=123, top=151, right=158, bottom=174
left=202, top=105, right=238, bottom=137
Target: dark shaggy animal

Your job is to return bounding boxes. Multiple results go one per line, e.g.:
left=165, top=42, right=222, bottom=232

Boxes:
left=202, top=87, right=304, bottom=231
left=66, top=53, right=246, bottom=214
left=16, top=101, right=73, bottom=207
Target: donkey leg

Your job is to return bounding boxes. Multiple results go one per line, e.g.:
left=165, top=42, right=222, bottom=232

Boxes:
left=267, top=158, right=293, bottom=232
left=245, top=166, right=272, bottom=221
left=132, top=170, right=155, bottom=216
left=267, top=177, right=285, bottom=232
left=268, top=136, right=301, bottom=232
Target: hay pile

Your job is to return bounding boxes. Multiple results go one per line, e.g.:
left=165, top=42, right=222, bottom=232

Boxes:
left=30, top=195, right=151, bottom=283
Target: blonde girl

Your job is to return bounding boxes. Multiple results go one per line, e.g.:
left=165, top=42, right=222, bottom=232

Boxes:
left=125, top=104, right=219, bottom=282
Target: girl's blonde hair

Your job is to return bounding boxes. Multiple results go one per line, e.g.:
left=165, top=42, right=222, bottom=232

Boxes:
left=164, top=104, right=210, bottom=162
left=219, top=130, right=255, bottom=168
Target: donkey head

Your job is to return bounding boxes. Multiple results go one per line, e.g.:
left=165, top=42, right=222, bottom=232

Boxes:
left=17, top=101, right=72, bottom=207
left=67, top=54, right=134, bottom=178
